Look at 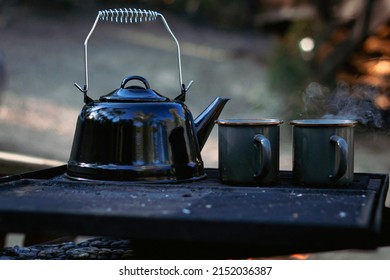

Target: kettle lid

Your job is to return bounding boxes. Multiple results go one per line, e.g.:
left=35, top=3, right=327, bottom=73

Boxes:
left=100, top=75, right=169, bottom=102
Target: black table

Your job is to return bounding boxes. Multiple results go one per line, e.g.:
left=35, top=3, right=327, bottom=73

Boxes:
left=0, top=165, right=388, bottom=259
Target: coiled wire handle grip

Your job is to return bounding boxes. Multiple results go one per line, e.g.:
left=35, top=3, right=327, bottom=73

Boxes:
left=74, top=8, right=192, bottom=101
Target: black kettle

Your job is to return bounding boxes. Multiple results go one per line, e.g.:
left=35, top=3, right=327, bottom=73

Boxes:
left=67, top=75, right=228, bottom=182
left=66, top=8, right=229, bottom=182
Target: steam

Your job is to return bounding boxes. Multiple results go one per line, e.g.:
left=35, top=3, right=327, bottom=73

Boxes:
left=303, top=82, right=386, bottom=129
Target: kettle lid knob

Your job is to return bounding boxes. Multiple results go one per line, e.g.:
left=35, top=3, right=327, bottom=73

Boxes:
left=100, top=75, right=169, bottom=102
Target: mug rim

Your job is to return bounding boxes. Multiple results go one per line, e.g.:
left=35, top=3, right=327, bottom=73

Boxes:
left=290, top=119, right=357, bottom=127
left=216, top=119, right=283, bottom=126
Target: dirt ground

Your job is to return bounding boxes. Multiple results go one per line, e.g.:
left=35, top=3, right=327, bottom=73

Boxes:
left=1, top=3, right=390, bottom=259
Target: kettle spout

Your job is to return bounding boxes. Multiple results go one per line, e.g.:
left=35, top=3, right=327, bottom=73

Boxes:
left=194, top=97, right=229, bottom=151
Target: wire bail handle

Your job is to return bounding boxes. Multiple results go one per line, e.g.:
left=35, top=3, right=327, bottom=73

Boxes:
left=74, top=8, right=193, bottom=102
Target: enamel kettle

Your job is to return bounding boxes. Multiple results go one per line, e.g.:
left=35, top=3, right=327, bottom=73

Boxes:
left=66, top=9, right=229, bottom=182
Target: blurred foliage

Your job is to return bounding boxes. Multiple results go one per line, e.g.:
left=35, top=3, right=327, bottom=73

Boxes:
left=1, top=0, right=342, bottom=118
left=269, top=21, right=312, bottom=93
left=161, top=0, right=257, bottom=29
left=267, top=19, right=328, bottom=117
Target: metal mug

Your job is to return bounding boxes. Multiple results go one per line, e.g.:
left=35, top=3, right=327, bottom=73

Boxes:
left=216, top=119, right=283, bottom=185
left=290, top=119, right=357, bottom=186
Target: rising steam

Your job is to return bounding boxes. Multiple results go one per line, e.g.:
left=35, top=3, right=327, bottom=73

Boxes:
left=303, top=82, right=388, bottom=130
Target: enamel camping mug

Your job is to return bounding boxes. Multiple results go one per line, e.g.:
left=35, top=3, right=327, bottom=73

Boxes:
left=290, top=119, right=357, bottom=185
left=216, top=119, right=283, bottom=185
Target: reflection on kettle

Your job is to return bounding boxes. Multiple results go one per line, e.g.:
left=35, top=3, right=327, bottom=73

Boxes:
left=169, top=126, right=191, bottom=180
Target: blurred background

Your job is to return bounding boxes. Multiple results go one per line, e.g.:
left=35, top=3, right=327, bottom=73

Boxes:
left=1, top=0, right=390, bottom=258
left=0, top=0, right=390, bottom=173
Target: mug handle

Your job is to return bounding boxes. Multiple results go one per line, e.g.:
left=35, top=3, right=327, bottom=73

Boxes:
left=329, top=135, right=348, bottom=181
left=253, top=134, right=272, bottom=179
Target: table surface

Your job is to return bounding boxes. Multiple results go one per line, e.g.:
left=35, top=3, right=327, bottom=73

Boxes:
left=0, top=165, right=388, bottom=258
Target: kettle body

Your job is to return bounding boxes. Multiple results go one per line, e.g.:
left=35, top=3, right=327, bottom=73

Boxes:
left=67, top=76, right=227, bottom=182
left=67, top=101, right=204, bottom=182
